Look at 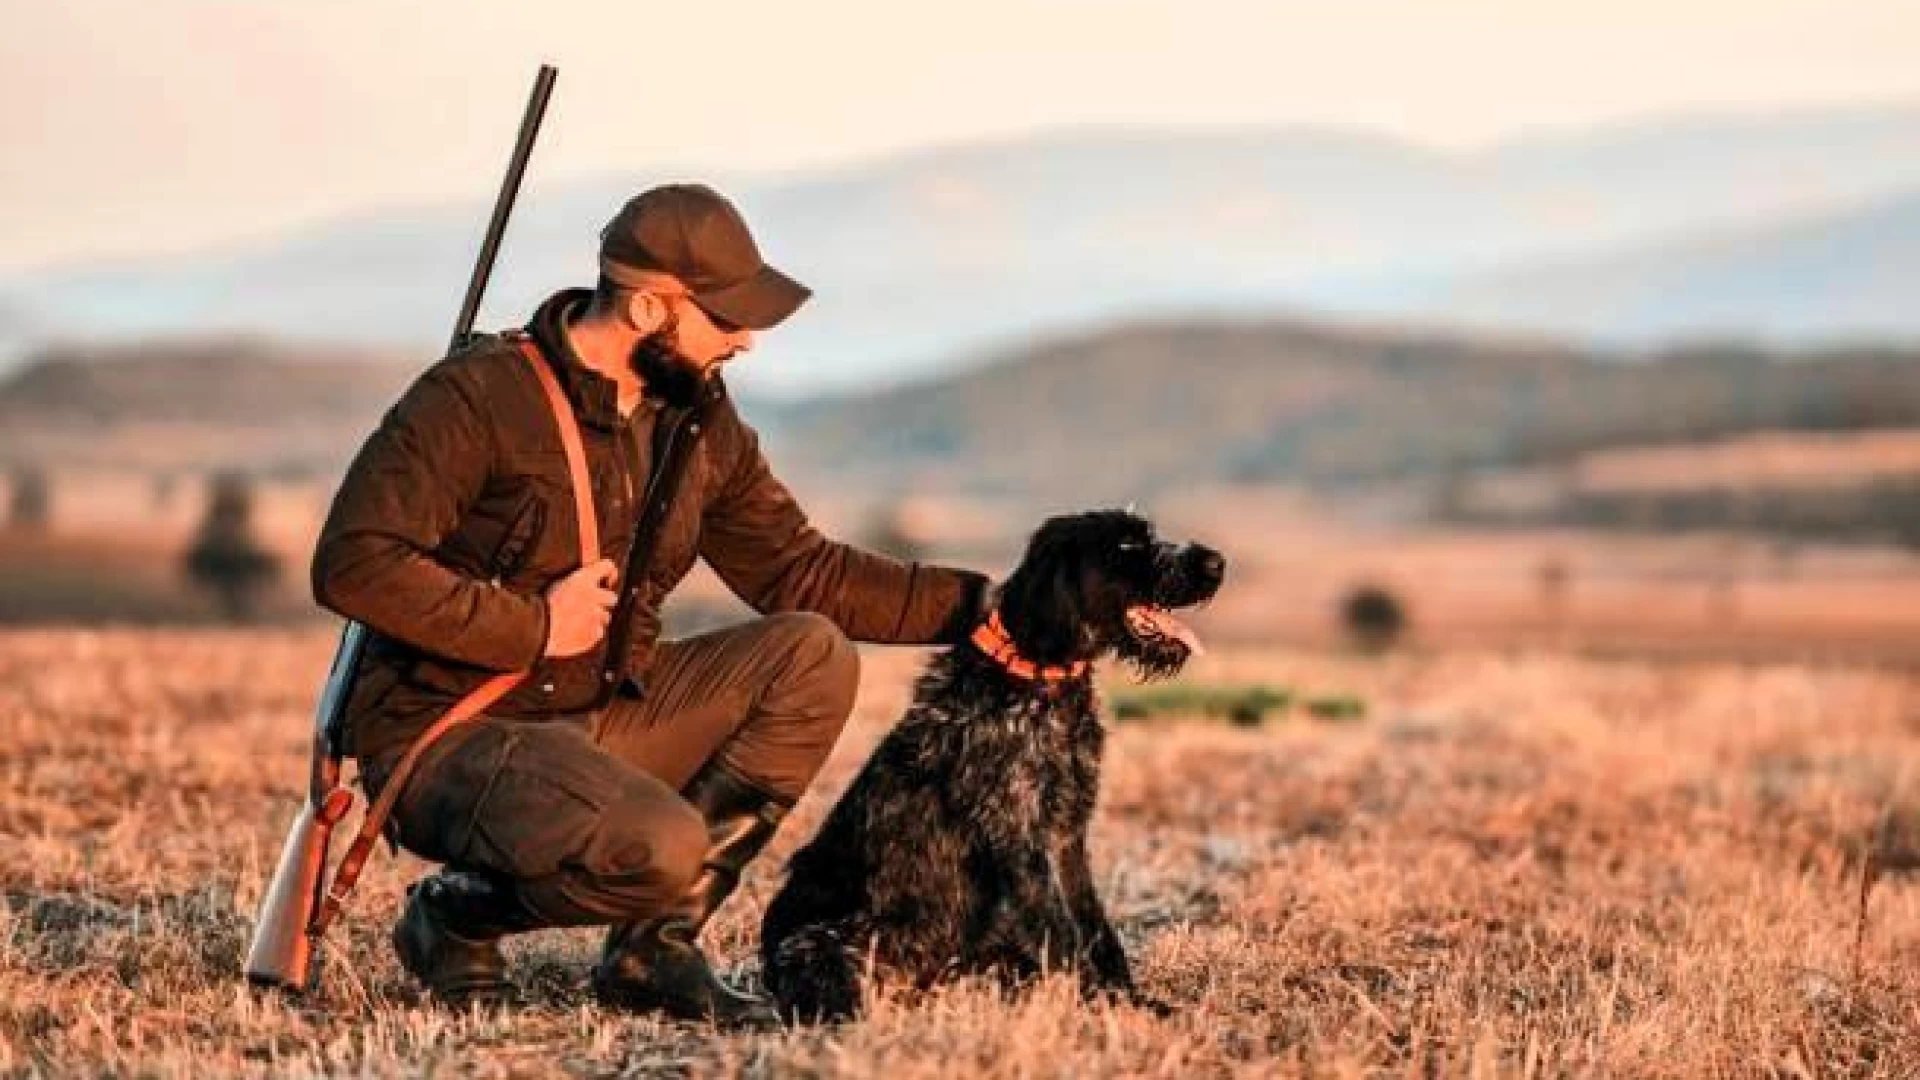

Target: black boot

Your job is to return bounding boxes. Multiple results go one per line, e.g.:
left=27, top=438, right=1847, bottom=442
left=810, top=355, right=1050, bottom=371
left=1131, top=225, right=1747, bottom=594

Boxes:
left=392, top=868, right=540, bottom=1008
left=591, top=761, right=790, bottom=1028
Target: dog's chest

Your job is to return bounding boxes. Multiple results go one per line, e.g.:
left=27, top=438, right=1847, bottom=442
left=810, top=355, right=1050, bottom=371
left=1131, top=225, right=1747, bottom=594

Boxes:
left=951, top=696, right=1101, bottom=822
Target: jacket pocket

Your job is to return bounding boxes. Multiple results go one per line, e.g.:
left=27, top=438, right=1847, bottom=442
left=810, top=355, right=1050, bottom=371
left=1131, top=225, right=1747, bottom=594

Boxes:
left=488, top=492, right=547, bottom=582
left=406, top=645, right=603, bottom=717
left=387, top=721, right=517, bottom=867
left=497, top=648, right=606, bottom=715
left=405, top=653, right=495, bottom=698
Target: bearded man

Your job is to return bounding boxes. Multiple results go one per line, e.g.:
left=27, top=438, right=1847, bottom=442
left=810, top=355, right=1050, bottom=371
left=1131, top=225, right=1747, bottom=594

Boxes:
left=311, top=183, right=988, bottom=1027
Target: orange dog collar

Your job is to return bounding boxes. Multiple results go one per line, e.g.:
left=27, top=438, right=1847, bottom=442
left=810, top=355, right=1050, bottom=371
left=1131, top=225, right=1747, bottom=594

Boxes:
left=969, top=610, right=1090, bottom=683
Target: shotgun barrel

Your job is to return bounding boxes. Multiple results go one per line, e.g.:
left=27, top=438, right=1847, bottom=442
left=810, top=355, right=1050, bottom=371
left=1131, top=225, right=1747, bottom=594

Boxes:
left=450, top=64, right=558, bottom=356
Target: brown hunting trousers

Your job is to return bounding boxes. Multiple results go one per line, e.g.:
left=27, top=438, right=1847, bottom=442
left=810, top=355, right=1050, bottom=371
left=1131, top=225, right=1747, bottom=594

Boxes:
left=366, top=612, right=858, bottom=927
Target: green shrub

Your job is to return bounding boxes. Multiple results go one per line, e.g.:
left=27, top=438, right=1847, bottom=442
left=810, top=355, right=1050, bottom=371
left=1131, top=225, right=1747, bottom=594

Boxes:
left=1304, top=693, right=1368, bottom=723
left=1109, top=683, right=1367, bottom=728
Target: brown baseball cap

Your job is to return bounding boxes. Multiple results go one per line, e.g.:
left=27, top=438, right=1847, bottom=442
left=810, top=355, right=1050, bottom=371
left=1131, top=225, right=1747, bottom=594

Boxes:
left=598, top=183, right=811, bottom=331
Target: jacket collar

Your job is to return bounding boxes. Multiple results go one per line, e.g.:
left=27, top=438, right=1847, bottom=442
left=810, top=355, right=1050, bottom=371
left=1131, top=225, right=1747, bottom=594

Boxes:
left=524, top=288, right=662, bottom=431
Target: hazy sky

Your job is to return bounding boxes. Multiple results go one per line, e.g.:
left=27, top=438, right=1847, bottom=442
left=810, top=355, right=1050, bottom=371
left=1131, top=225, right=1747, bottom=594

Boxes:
left=4, top=0, right=1915, bottom=273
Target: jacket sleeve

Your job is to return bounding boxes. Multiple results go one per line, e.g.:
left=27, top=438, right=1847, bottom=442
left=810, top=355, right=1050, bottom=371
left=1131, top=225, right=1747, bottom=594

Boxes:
left=311, top=362, right=549, bottom=671
left=697, top=406, right=988, bottom=645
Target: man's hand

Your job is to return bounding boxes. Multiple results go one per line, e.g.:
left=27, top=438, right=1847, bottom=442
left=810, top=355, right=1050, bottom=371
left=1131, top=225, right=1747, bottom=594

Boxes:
left=543, top=558, right=618, bottom=658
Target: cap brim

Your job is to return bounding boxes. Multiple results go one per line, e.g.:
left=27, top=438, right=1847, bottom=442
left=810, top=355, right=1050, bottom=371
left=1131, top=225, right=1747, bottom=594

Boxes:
left=693, top=264, right=811, bottom=331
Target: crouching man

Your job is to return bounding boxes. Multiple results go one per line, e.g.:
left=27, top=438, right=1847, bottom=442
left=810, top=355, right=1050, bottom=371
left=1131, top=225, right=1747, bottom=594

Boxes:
left=312, top=183, right=987, bottom=1027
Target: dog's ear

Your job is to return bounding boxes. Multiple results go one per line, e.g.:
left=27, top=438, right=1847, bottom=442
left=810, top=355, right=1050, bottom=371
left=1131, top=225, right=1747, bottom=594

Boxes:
left=996, top=525, right=1088, bottom=664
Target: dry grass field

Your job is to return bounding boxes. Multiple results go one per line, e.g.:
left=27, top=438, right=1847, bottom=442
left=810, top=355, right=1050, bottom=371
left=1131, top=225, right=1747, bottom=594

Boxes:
left=3, top=630, right=1920, bottom=1077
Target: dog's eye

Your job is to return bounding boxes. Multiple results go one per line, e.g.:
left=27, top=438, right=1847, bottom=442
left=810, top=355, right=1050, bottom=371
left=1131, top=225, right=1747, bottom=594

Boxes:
left=1117, top=541, right=1145, bottom=552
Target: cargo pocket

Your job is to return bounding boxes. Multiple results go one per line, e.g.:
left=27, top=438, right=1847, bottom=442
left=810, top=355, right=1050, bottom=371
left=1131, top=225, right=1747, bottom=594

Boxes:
left=385, top=720, right=517, bottom=867
left=456, top=722, right=632, bottom=880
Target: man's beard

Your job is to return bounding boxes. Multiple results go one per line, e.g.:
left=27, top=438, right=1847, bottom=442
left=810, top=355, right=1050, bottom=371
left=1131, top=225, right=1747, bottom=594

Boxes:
left=629, top=329, right=711, bottom=407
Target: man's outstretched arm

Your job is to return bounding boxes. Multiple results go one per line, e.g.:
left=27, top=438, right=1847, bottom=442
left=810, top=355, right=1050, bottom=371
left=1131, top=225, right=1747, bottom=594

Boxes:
left=311, top=363, right=549, bottom=671
left=698, top=404, right=987, bottom=645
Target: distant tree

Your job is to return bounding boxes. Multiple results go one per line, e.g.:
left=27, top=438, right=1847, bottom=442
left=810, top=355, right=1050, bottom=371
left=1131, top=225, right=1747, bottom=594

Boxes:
left=184, top=472, right=282, bottom=620
left=1536, top=555, right=1572, bottom=621
left=8, top=467, right=51, bottom=530
left=1341, top=583, right=1408, bottom=653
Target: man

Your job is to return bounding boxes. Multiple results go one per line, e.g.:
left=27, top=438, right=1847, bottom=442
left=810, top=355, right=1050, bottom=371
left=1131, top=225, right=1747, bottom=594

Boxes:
left=311, top=183, right=988, bottom=1027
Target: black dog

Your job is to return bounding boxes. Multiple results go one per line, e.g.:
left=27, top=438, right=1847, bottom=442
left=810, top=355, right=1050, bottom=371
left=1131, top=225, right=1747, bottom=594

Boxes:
left=759, top=509, right=1225, bottom=1021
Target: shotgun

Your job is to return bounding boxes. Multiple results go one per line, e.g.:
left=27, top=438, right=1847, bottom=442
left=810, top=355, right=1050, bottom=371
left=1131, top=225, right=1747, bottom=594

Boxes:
left=244, top=64, right=558, bottom=992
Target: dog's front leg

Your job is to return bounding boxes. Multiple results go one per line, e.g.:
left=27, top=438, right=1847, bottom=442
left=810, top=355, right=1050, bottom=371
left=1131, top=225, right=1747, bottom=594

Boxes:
left=1056, top=835, right=1133, bottom=993
left=971, top=845, right=1084, bottom=983
left=1057, top=837, right=1171, bottom=1016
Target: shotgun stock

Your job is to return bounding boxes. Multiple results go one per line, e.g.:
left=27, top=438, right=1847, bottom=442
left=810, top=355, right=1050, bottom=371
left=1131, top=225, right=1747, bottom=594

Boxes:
left=243, top=64, right=557, bottom=993
left=243, top=765, right=355, bottom=988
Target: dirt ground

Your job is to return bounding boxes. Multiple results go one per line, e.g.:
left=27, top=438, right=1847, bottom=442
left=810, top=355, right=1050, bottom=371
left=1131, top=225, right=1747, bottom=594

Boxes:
left=2, top=630, right=1919, bottom=1077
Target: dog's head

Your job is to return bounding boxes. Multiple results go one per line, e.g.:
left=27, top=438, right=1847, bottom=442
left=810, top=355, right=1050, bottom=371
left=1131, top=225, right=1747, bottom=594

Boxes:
left=994, top=508, right=1225, bottom=679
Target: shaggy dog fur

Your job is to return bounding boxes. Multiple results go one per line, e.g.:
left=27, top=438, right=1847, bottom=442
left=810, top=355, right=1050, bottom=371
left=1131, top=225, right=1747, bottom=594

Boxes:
left=759, top=509, right=1225, bottom=1021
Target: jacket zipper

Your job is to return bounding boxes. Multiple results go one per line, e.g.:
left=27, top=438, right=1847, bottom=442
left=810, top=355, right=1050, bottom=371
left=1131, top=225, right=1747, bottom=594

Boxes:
left=616, top=422, right=637, bottom=518
left=593, top=404, right=706, bottom=708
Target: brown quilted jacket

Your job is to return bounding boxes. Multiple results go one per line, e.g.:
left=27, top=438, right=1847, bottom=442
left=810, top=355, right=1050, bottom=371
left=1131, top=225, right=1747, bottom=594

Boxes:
left=312, top=288, right=987, bottom=766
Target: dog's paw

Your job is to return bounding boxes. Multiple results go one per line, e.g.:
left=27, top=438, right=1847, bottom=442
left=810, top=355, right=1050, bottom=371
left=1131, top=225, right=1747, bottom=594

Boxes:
left=1125, top=989, right=1175, bottom=1018
left=1085, top=983, right=1174, bottom=1017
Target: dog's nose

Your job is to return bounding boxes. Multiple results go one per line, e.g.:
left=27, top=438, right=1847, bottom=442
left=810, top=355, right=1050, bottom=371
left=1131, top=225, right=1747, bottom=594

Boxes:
left=1195, top=548, right=1226, bottom=582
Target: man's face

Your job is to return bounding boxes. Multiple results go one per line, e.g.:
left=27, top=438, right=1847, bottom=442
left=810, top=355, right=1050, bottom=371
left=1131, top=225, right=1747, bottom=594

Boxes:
left=665, top=295, right=755, bottom=374
left=627, top=293, right=757, bottom=403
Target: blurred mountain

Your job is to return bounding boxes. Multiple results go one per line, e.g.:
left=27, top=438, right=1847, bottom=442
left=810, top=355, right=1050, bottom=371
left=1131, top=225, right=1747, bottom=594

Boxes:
left=772, top=320, right=1920, bottom=503
left=1410, top=191, right=1920, bottom=341
left=0, top=338, right=412, bottom=424
left=0, top=338, right=414, bottom=475
left=5, top=102, right=1919, bottom=396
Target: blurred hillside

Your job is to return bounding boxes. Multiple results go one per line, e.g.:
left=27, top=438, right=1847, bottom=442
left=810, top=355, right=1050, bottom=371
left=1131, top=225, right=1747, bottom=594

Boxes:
left=0, top=338, right=412, bottom=475
left=6, top=102, right=1920, bottom=396
left=775, top=320, right=1920, bottom=502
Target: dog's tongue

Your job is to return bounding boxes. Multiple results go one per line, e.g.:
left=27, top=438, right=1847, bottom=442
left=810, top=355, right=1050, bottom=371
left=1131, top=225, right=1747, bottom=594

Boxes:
left=1126, top=605, right=1204, bottom=656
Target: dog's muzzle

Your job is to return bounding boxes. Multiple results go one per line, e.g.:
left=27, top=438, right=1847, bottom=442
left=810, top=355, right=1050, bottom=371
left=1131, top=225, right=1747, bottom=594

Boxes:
left=1128, top=545, right=1225, bottom=656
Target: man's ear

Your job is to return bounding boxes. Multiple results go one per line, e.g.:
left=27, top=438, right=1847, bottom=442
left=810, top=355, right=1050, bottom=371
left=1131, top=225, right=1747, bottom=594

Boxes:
left=622, top=290, right=669, bottom=334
